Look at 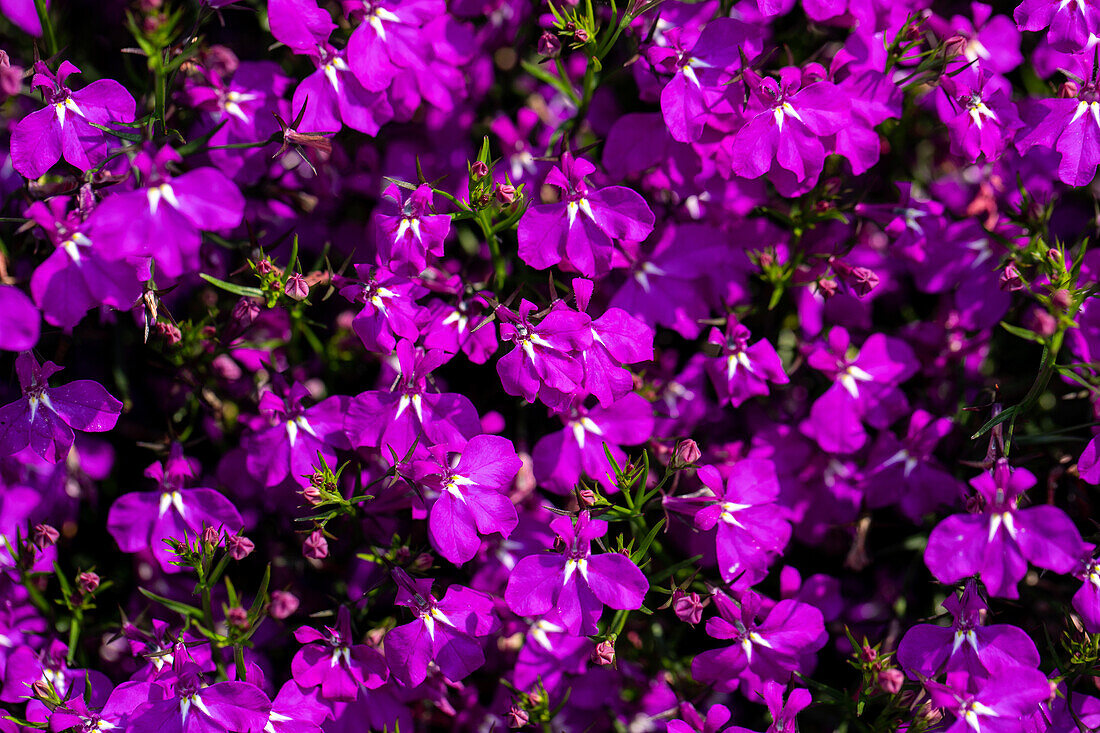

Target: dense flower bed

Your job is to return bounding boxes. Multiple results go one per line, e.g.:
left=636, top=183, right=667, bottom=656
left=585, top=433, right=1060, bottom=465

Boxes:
left=0, top=0, right=1099, bottom=730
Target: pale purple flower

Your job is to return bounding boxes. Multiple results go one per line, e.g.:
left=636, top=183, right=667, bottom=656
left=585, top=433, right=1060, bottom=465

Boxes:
left=375, top=183, right=451, bottom=274
left=291, top=606, right=388, bottom=701
left=703, top=323, right=788, bottom=408
left=127, top=663, right=270, bottom=733
left=244, top=382, right=349, bottom=488
left=495, top=299, right=592, bottom=410
left=0, top=286, right=39, bottom=351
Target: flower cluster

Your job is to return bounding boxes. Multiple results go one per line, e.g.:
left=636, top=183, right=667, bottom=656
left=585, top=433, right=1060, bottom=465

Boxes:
left=1, top=0, right=1100, bottom=731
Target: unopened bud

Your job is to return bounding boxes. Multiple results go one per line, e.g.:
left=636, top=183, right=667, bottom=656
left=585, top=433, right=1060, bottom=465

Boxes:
left=33, top=524, right=59, bottom=550
left=942, top=35, right=967, bottom=59
left=413, top=552, right=434, bottom=572
left=495, top=183, right=517, bottom=205
left=999, top=262, right=1023, bottom=291
left=1052, top=288, right=1073, bottom=313
left=1059, top=80, right=1080, bottom=99
left=232, top=298, right=261, bottom=328
left=574, top=27, right=590, bottom=43
left=671, top=439, right=702, bottom=469
left=1023, top=307, right=1058, bottom=338
left=592, top=640, right=615, bottom=666
left=471, top=161, right=489, bottom=178
left=578, top=489, right=597, bottom=507
left=878, top=668, right=904, bottom=694
left=155, top=322, right=182, bottom=345
left=226, top=533, right=255, bottom=560
left=816, top=277, right=838, bottom=299
left=538, top=31, right=561, bottom=58
left=672, top=590, right=707, bottom=624
left=303, top=530, right=328, bottom=560
left=77, top=572, right=100, bottom=595
left=269, top=590, right=300, bottom=619
left=255, top=258, right=276, bottom=276
left=507, top=705, right=530, bottom=728
left=226, top=606, right=249, bottom=630
left=201, top=525, right=222, bottom=548
left=284, top=273, right=309, bottom=301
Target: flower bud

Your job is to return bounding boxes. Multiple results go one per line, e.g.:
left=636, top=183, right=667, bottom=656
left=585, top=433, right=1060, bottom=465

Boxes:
left=77, top=572, right=100, bottom=595
left=999, top=262, right=1023, bottom=291
left=284, top=273, right=309, bottom=301
left=538, top=31, right=561, bottom=58
left=574, top=27, right=590, bottom=43
left=255, top=258, right=276, bottom=276
left=471, top=161, right=489, bottom=178
left=155, top=322, right=183, bottom=345
left=1052, top=288, right=1073, bottom=313
left=303, top=530, right=329, bottom=560
left=816, top=277, right=838, bottom=299
left=671, top=439, right=702, bottom=469
left=1059, top=80, right=1080, bottom=99
left=33, top=524, right=60, bottom=550
left=507, top=706, right=530, bottom=728
left=878, top=669, right=904, bottom=694
left=201, top=525, right=222, bottom=548
left=495, top=183, right=517, bottom=205
left=232, top=298, right=261, bottom=328
left=672, top=590, right=707, bottom=624
left=1023, top=307, right=1058, bottom=338
left=578, top=488, right=597, bottom=507
left=592, top=640, right=615, bottom=666
left=226, top=606, right=250, bottom=630
left=413, top=552, right=434, bottom=572
left=270, top=590, right=300, bottom=619
left=942, top=35, right=967, bottom=59
left=226, top=533, right=255, bottom=560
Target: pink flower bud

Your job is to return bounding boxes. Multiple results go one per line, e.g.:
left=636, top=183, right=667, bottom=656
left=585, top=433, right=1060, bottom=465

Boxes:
left=672, top=439, right=702, bottom=468
left=1023, top=307, right=1057, bottom=338
left=77, top=572, right=100, bottom=595
left=538, top=31, right=561, bottom=57
left=226, top=533, right=254, bottom=560
left=496, top=183, right=517, bottom=204
left=33, top=524, right=59, bottom=550
left=672, top=590, right=707, bottom=624
left=1059, top=80, right=1080, bottom=99
left=232, top=298, right=261, bottom=328
left=878, top=668, right=904, bottom=694
left=471, top=161, right=489, bottom=178
left=578, top=489, right=597, bottom=507
left=999, top=262, right=1023, bottom=291
left=201, top=525, right=222, bottom=548
left=226, top=606, right=250, bottom=629
left=303, top=530, right=328, bottom=560
left=270, top=590, right=300, bottom=619
left=507, top=706, right=530, bottom=728
left=942, top=35, right=967, bottom=59
left=1052, top=288, right=1073, bottom=313
left=592, top=640, right=615, bottom=666
left=284, top=273, right=309, bottom=301
left=816, top=277, right=838, bottom=299
left=155, top=322, right=182, bottom=345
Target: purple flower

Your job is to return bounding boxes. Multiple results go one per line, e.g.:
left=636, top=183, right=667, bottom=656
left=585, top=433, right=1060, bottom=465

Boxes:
left=0, top=352, right=122, bottom=463
left=107, top=445, right=245, bottom=572
left=413, top=434, right=522, bottom=564
left=291, top=44, right=394, bottom=136
left=496, top=299, right=592, bottom=410
left=337, top=265, right=425, bottom=354
left=924, top=669, right=1052, bottom=733
left=385, top=568, right=500, bottom=687
left=291, top=606, right=388, bottom=701
left=692, top=460, right=791, bottom=588
left=1016, top=66, right=1100, bottom=187
left=345, top=0, right=443, bottom=92
left=532, top=392, right=654, bottom=494
left=1078, top=433, right=1100, bottom=484
left=936, top=70, right=1023, bottom=164
left=504, top=511, right=649, bottom=636
left=1014, top=0, right=1099, bottom=51
left=88, top=148, right=245, bottom=280
left=897, top=580, right=1040, bottom=681
left=244, top=382, right=349, bottom=488
left=517, top=153, right=655, bottom=278
left=375, top=183, right=451, bottom=274
left=127, top=662, right=270, bottom=733
left=924, top=460, right=1090, bottom=598
left=692, top=590, right=826, bottom=691
left=263, top=681, right=332, bottom=733
left=573, top=277, right=655, bottom=408
left=10, top=61, right=136, bottom=179
left=703, top=322, right=788, bottom=408
left=0, top=285, right=39, bottom=351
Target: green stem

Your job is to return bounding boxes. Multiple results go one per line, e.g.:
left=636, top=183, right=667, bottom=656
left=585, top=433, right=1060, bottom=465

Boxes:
left=478, top=211, right=507, bottom=290
left=33, top=0, right=57, bottom=57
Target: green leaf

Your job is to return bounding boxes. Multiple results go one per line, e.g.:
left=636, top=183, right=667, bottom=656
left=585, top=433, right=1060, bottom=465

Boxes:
left=970, top=405, right=1017, bottom=440
left=1000, top=321, right=1043, bottom=343
left=138, top=588, right=204, bottom=620
left=85, top=121, right=146, bottom=143
left=630, top=518, right=665, bottom=565
left=199, top=273, right=265, bottom=299
left=249, top=564, right=272, bottom=619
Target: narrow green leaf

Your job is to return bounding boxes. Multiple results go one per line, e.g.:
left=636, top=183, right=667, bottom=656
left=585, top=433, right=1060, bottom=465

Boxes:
left=199, top=273, right=265, bottom=299
left=138, top=588, right=204, bottom=619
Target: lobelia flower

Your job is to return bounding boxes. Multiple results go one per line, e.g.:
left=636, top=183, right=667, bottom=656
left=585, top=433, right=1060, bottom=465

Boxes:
left=374, top=183, right=451, bottom=274
left=0, top=285, right=39, bottom=351
left=419, top=276, right=497, bottom=364
left=512, top=613, right=593, bottom=696
left=924, top=669, right=1052, bottom=733
left=244, top=381, right=350, bottom=489
left=646, top=17, right=764, bottom=142
left=291, top=606, right=388, bottom=702
left=88, top=147, right=245, bottom=280
left=107, top=444, right=245, bottom=572
left=10, top=60, right=136, bottom=179
left=572, top=277, right=654, bottom=408
left=345, top=340, right=482, bottom=461
left=504, top=511, right=648, bottom=636
left=0, top=0, right=46, bottom=35
left=0, top=352, right=122, bottom=463
left=691, top=460, right=791, bottom=588
left=412, top=434, right=522, bottom=564
left=691, top=590, right=826, bottom=692
left=1078, top=433, right=1100, bottom=484
left=345, top=0, right=443, bottom=93
left=924, top=459, right=1091, bottom=599
left=337, top=264, right=425, bottom=354
left=46, top=680, right=166, bottom=733
left=385, top=568, right=500, bottom=687
left=726, top=682, right=813, bottom=733
left=1071, top=550, right=1100, bottom=632
left=517, top=153, right=655, bottom=278
left=936, top=69, right=1023, bottom=164
left=531, top=392, right=655, bottom=494
left=668, top=702, right=736, bottom=733
left=0, top=639, right=110, bottom=705
left=25, top=196, right=141, bottom=330
left=263, top=681, right=333, bottom=733
left=897, top=580, right=1040, bottom=681
left=800, top=327, right=919, bottom=455
left=860, top=409, right=966, bottom=520
left=702, top=322, right=788, bottom=408
left=728, top=68, right=847, bottom=197
left=495, top=299, right=592, bottom=410
left=1016, top=61, right=1100, bottom=187
left=1014, top=0, right=1100, bottom=51
left=126, top=661, right=271, bottom=733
